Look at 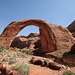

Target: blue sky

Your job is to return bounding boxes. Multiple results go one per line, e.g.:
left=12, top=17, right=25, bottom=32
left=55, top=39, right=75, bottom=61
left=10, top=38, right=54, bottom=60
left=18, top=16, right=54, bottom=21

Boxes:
left=0, top=0, right=75, bottom=35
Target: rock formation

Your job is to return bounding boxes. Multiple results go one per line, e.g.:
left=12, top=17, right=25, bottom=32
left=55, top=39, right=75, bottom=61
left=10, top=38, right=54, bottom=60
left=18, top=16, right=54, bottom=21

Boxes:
left=10, top=33, right=41, bottom=49
left=0, top=19, right=74, bottom=52
left=67, top=20, right=75, bottom=32
left=62, top=43, right=75, bottom=66
left=72, top=33, right=75, bottom=38
left=71, top=43, right=75, bottom=54
left=27, top=67, right=52, bottom=75
left=30, top=56, right=62, bottom=70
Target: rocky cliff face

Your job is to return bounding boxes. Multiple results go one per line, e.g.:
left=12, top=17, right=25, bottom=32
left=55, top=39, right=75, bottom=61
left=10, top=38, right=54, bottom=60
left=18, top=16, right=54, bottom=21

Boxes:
left=10, top=33, right=41, bottom=49
left=67, top=20, right=75, bottom=32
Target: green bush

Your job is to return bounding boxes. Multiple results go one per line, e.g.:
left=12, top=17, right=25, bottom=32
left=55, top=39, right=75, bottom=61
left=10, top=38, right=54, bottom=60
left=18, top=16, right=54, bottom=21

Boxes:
left=12, top=64, right=30, bottom=75
left=26, top=50, right=33, bottom=55
left=2, top=58, right=8, bottom=62
left=0, top=46, right=4, bottom=52
left=9, top=57, right=17, bottom=65
left=63, top=70, right=75, bottom=75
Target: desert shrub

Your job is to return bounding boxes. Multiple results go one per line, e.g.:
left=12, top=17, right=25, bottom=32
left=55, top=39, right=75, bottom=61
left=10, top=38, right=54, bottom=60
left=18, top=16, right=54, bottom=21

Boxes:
left=20, top=49, right=26, bottom=53
left=9, top=57, right=17, bottom=65
left=17, top=52, right=26, bottom=58
left=19, top=48, right=34, bottom=55
left=0, top=46, right=4, bottom=52
left=12, top=64, right=30, bottom=75
left=26, top=50, right=33, bottom=55
left=2, top=58, right=8, bottom=62
left=8, top=54, right=11, bottom=57
left=63, top=70, right=75, bottom=75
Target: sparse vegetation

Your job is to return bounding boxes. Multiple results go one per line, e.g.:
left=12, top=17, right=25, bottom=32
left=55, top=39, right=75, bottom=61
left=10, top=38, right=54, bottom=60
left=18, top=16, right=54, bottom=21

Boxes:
left=47, top=49, right=70, bottom=57
left=16, top=48, right=34, bottom=55
left=0, top=46, right=75, bottom=75
left=63, top=70, right=75, bottom=75
left=2, top=58, right=8, bottom=62
left=12, top=63, right=30, bottom=75
left=0, top=46, right=4, bottom=52
left=26, top=50, right=33, bottom=55
left=9, top=57, right=17, bottom=65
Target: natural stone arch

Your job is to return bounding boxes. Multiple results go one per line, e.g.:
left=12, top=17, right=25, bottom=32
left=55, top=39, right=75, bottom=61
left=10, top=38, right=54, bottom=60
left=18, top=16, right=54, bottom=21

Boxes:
left=0, top=19, right=74, bottom=52
left=0, top=19, right=57, bottom=52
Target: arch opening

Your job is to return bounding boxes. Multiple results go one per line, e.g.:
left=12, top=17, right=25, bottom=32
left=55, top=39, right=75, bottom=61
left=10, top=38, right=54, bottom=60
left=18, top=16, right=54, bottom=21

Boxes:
left=10, top=25, right=41, bottom=49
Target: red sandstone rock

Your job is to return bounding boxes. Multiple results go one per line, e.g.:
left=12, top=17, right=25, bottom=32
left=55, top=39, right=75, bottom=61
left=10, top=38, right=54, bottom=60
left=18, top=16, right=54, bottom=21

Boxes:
left=27, top=67, right=52, bottom=75
left=27, top=32, right=40, bottom=38
left=0, top=19, right=74, bottom=52
left=63, top=57, right=75, bottom=66
left=10, top=33, right=41, bottom=49
left=34, top=39, right=41, bottom=48
left=67, top=20, right=75, bottom=32
left=48, top=62, right=61, bottom=70
left=71, top=43, right=75, bottom=54
left=72, top=33, right=75, bottom=38
left=30, top=56, right=61, bottom=70
left=29, top=57, right=44, bottom=65
left=63, top=45, right=75, bottom=66
left=0, top=63, right=13, bottom=75
left=12, top=71, right=24, bottom=75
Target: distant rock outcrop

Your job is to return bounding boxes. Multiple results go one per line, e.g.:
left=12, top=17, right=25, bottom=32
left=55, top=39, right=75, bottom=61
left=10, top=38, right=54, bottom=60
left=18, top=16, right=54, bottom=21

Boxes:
left=67, top=20, right=75, bottom=32
left=10, top=33, right=41, bottom=49
left=27, top=32, right=40, bottom=38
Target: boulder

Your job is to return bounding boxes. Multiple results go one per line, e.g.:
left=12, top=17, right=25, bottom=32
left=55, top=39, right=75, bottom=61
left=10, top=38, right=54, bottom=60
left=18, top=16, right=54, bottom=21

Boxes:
left=27, top=67, right=52, bottom=75
left=63, top=46, right=75, bottom=66
left=30, top=56, right=61, bottom=70
left=48, top=62, right=61, bottom=70
left=29, top=57, right=44, bottom=65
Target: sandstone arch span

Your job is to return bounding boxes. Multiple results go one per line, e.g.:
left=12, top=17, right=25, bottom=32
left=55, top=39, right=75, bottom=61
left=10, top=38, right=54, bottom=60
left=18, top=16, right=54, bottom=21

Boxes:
left=0, top=19, right=74, bottom=52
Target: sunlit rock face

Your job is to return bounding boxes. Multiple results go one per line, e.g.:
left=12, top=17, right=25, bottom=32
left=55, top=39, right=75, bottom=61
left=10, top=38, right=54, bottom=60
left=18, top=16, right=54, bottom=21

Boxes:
left=10, top=33, right=41, bottom=49
left=0, top=19, right=74, bottom=52
left=67, top=20, right=75, bottom=32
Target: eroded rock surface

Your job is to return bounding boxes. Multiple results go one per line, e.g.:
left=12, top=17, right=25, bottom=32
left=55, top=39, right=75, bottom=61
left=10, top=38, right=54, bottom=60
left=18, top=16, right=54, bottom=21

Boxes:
left=63, top=44, right=75, bottom=66
left=63, top=57, right=75, bottom=66
left=67, top=20, right=75, bottom=32
left=72, top=33, right=75, bottom=38
left=0, top=19, right=74, bottom=52
left=71, top=43, right=75, bottom=54
left=30, top=56, right=62, bottom=70
left=27, top=67, right=53, bottom=75
left=10, top=33, right=41, bottom=49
